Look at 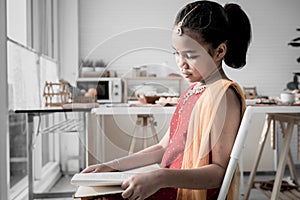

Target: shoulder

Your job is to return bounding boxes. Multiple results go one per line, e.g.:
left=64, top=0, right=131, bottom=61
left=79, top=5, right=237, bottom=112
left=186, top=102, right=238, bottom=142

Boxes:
left=224, top=87, right=242, bottom=118
left=214, top=79, right=243, bottom=115
left=219, top=79, right=244, bottom=109
left=226, top=87, right=241, bottom=105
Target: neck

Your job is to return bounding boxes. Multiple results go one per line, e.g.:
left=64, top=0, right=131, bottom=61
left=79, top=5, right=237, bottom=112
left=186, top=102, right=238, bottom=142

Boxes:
left=203, top=67, right=227, bottom=84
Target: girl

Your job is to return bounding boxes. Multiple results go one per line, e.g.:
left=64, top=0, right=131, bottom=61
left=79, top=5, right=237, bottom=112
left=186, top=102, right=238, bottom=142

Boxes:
left=82, top=1, right=251, bottom=199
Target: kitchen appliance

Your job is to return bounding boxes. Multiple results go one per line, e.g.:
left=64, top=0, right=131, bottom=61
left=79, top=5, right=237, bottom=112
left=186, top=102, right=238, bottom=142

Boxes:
left=76, top=78, right=123, bottom=103
left=96, top=78, right=122, bottom=103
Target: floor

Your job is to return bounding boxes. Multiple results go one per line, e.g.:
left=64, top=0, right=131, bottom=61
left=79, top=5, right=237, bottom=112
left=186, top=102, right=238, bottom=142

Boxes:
left=241, top=171, right=278, bottom=200
left=37, top=165, right=300, bottom=200
left=37, top=174, right=76, bottom=200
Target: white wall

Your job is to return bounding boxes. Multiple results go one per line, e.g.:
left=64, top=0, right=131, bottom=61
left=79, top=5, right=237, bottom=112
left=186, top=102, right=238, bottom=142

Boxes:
left=77, top=0, right=300, bottom=97
left=78, top=0, right=188, bottom=78
left=58, top=0, right=79, bottom=85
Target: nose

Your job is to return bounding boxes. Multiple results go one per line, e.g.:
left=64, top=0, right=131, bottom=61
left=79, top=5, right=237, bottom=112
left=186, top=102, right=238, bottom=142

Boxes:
left=176, top=55, right=188, bottom=69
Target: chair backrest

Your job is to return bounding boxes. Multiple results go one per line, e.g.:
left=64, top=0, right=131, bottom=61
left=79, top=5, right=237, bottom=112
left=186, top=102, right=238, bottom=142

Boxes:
left=217, top=106, right=252, bottom=200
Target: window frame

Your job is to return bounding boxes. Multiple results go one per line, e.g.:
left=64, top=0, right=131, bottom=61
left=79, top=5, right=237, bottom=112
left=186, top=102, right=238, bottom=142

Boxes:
left=0, top=0, right=9, bottom=199
left=7, top=0, right=61, bottom=198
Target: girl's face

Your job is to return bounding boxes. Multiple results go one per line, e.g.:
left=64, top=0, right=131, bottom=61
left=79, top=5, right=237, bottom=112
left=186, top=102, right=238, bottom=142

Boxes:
left=172, top=29, right=220, bottom=83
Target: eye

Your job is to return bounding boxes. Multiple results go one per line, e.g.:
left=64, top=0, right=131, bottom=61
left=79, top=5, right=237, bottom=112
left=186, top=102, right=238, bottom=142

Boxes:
left=172, top=51, right=180, bottom=57
left=184, top=54, right=199, bottom=60
left=172, top=51, right=200, bottom=60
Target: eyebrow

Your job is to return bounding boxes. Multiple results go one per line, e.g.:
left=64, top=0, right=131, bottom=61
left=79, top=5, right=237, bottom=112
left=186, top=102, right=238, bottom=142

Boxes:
left=171, top=47, right=198, bottom=54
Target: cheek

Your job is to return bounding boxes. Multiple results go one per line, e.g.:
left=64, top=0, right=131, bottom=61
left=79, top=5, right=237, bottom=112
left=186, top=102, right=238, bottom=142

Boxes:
left=187, top=59, right=204, bottom=72
left=175, top=57, right=180, bottom=65
left=191, top=67, right=203, bottom=81
left=188, top=60, right=211, bottom=79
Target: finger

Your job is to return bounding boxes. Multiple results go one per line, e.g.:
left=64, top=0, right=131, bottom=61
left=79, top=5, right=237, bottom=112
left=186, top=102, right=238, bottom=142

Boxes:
left=81, top=166, right=98, bottom=173
left=130, top=192, right=140, bottom=200
left=81, top=167, right=93, bottom=173
left=121, top=180, right=129, bottom=190
left=121, top=186, right=134, bottom=199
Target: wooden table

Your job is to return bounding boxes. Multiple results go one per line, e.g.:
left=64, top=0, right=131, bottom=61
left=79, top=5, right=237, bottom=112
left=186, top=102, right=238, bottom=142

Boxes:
left=244, top=113, right=300, bottom=199
left=218, top=105, right=300, bottom=200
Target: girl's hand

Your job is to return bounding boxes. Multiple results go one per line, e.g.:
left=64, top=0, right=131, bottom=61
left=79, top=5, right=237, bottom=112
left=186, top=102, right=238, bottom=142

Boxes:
left=81, top=164, right=116, bottom=173
left=121, top=170, right=162, bottom=200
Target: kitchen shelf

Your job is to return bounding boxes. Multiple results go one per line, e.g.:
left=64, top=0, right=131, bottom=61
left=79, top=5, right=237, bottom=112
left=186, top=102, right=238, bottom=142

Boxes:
left=123, top=77, right=183, bottom=103
left=40, top=118, right=83, bottom=134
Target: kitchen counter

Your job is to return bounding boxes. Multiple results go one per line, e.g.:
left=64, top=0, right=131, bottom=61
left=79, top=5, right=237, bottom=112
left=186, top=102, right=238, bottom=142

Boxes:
left=87, top=104, right=176, bottom=164
left=91, top=104, right=176, bottom=115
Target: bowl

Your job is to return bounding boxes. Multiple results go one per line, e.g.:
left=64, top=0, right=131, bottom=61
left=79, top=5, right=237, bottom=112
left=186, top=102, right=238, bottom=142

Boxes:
left=280, top=92, right=295, bottom=104
left=137, top=94, right=160, bottom=104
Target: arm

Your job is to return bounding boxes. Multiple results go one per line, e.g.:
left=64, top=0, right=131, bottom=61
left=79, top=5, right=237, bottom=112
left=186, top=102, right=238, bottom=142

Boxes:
left=81, top=128, right=170, bottom=173
left=121, top=88, right=242, bottom=198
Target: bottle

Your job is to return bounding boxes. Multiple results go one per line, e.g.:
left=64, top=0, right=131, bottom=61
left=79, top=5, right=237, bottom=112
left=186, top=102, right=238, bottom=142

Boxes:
left=132, top=66, right=141, bottom=77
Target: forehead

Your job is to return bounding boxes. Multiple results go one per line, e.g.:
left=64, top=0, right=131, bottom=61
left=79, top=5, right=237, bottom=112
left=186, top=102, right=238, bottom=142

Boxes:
left=171, top=29, right=208, bottom=52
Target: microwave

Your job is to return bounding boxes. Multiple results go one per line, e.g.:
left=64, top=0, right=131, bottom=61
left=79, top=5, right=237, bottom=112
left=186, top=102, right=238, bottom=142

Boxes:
left=76, top=78, right=123, bottom=103
left=96, top=78, right=123, bottom=103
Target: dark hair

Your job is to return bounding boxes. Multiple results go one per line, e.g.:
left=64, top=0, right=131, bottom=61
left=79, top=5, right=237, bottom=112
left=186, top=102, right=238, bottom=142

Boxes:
left=174, top=0, right=251, bottom=69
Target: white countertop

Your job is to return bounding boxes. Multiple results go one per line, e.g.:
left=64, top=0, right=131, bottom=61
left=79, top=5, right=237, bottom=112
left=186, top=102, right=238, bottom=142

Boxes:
left=91, top=104, right=176, bottom=115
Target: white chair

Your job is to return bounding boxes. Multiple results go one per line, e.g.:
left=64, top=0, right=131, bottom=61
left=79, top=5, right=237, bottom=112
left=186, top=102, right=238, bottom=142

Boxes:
left=217, top=107, right=253, bottom=200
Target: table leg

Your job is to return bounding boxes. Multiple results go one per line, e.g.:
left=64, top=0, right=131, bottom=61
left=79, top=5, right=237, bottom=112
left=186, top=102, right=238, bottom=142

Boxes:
left=244, top=115, right=272, bottom=200
left=78, top=113, right=86, bottom=171
left=27, top=114, right=34, bottom=200
left=287, top=149, right=299, bottom=185
left=143, top=116, right=148, bottom=149
left=279, top=119, right=299, bottom=186
left=149, top=115, right=159, bottom=143
left=129, top=117, right=141, bottom=154
left=270, top=120, right=294, bottom=200
left=270, top=116, right=276, bottom=149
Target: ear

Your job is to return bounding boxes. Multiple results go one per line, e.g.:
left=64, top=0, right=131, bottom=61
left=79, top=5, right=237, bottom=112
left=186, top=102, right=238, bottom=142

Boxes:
left=214, top=43, right=227, bottom=62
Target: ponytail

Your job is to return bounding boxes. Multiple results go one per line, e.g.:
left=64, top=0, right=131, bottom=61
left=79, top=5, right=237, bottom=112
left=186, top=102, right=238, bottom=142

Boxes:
left=224, top=4, right=251, bottom=69
left=174, top=1, right=251, bottom=69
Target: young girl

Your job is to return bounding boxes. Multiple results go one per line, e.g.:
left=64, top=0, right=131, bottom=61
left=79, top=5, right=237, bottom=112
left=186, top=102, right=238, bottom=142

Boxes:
left=82, top=1, right=251, bottom=199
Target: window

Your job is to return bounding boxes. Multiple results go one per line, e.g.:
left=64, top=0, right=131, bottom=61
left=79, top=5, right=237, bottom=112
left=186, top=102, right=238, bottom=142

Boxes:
left=6, top=0, right=27, bottom=46
left=30, top=0, right=58, bottom=59
left=7, top=0, right=60, bottom=198
left=9, top=112, right=27, bottom=190
left=7, top=0, right=58, bottom=59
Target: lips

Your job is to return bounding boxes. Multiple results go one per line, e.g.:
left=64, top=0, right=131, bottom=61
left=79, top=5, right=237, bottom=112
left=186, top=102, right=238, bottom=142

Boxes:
left=182, top=72, right=192, bottom=78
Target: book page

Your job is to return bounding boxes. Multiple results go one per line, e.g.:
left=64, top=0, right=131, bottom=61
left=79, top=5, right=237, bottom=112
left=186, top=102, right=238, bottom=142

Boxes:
left=71, top=164, right=161, bottom=187
left=74, top=186, right=124, bottom=198
left=71, top=172, right=135, bottom=186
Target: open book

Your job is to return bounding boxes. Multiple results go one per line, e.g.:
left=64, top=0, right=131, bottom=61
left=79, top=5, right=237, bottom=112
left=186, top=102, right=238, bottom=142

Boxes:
left=71, top=164, right=161, bottom=198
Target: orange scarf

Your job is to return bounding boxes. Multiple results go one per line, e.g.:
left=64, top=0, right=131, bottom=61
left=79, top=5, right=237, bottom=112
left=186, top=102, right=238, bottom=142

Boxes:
left=177, top=79, right=246, bottom=200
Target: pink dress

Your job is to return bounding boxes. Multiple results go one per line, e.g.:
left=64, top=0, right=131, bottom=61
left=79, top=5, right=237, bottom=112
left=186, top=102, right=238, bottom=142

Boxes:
left=103, top=83, right=219, bottom=200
